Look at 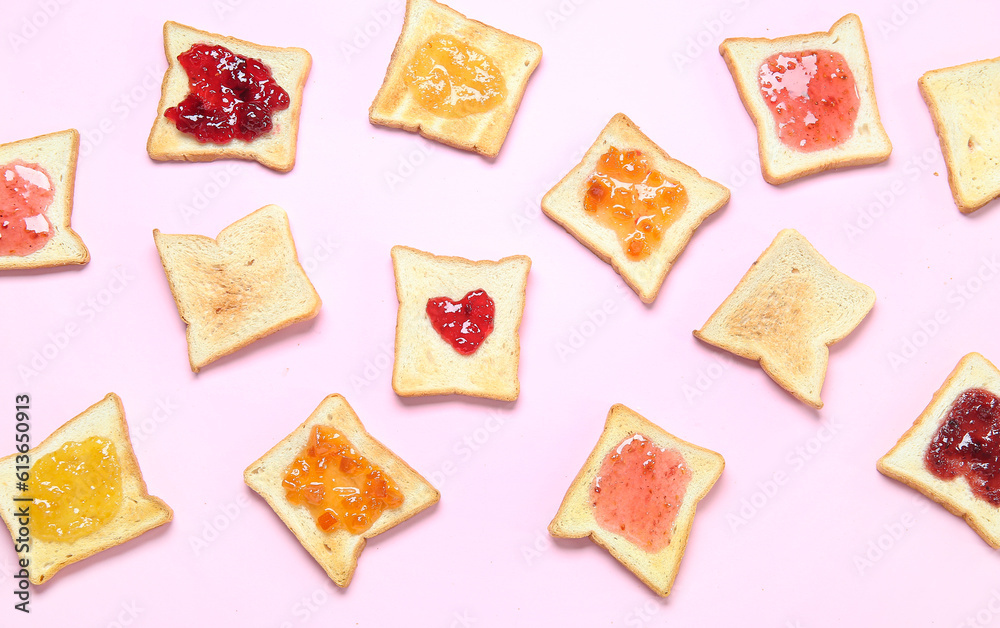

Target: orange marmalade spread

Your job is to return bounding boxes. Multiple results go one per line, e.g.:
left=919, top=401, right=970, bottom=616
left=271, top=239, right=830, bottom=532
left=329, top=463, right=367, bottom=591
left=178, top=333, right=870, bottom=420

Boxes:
left=583, top=147, right=688, bottom=260
left=283, top=426, right=404, bottom=535
left=32, top=437, right=124, bottom=543
left=403, top=35, right=506, bottom=118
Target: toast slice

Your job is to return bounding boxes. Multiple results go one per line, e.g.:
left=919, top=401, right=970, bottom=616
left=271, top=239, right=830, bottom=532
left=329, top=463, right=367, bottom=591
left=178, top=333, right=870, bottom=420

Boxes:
left=146, top=21, right=311, bottom=172
left=549, top=404, right=724, bottom=597
left=0, top=129, right=89, bottom=269
left=369, top=0, right=542, bottom=158
left=920, top=57, right=1000, bottom=213
left=694, top=229, right=875, bottom=408
left=719, top=14, right=892, bottom=184
left=244, top=394, right=440, bottom=587
left=153, top=204, right=321, bottom=372
left=391, top=245, right=531, bottom=401
left=0, top=393, right=172, bottom=585
left=541, top=113, right=730, bottom=304
left=879, top=353, right=1000, bottom=547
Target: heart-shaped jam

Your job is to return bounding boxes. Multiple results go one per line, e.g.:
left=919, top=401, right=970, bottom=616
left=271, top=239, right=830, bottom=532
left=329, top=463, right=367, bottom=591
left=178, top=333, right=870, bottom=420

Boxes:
left=1, top=160, right=54, bottom=257
left=426, top=289, right=495, bottom=355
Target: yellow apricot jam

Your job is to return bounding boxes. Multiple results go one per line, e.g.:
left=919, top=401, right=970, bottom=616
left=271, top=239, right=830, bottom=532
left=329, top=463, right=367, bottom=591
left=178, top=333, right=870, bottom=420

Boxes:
left=32, top=437, right=124, bottom=543
left=583, top=147, right=688, bottom=260
left=283, top=426, right=404, bottom=535
left=403, top=34, right=506, bottom=118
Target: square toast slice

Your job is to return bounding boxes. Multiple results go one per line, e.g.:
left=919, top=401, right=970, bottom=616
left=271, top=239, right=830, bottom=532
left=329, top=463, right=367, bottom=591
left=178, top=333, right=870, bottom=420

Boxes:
left=369, top=0, right=542, bottom=158
left=153, top=204, right=321, bottom=372
left=549, top=404, right=724, bottom=597
left=244, top=394, right=440, bottom=587
left=541, top=113, right=730, bottom=304
left=0, top=393, right=172, bottom=584
left=391, top=245, right=530, bottom=401
left=146, top=21, right=311, bottom=172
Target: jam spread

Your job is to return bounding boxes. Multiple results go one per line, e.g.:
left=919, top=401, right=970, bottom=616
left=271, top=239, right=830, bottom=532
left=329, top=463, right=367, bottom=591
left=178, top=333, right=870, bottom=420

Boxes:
left=583, top=147, right=688, bottom=260
left=283, top=426, right=404, bottom=535
left=925, top=388, right=1000, bottom=505
left=403, top=35, right=506, bottom=118
left=0, top=161, right=54, bottom=257
left=165, top=43, right=290, bottom=144
left=758, top=51, right=860, bottom=152
left=32, top=437, right=124, bottom=543
left=426, top=289, right=495, bottom=355
left=592, top=434, right=691, bottom=553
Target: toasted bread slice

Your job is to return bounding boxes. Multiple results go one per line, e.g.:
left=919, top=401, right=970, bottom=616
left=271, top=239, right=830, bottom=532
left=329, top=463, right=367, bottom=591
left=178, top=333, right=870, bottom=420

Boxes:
left=920, top=57, right=1000, bottom=213
left=153, top=204, right=321, bottom=372
left=694, top=229, right=875, bottom=408
left=719, top=14, right=892, bottom=184
left=541, top=113, right=730, bottom=304
left=369, top=0, right=542, bottom=158
left=244, top=394, right=440, bottom=587
left=549, top=404, right=724, bottom=597
left=0, top=129, right=88, bottom=269
left=146, top=21, right=311, bottom=172
left=0, top=393, right=172, bottom=585
left=879, top=353, right=1000, bottom=547
left=391, top=245, right=530, bottom=401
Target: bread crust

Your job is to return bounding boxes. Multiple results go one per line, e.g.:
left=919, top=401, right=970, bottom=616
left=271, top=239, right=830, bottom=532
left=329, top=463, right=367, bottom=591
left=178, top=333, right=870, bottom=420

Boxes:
left=0, top=129, right=89, bottom=270
left=541, top=113, right=730, bottom=304
left=390, top=245, right=531, bottom=401
left=243, top=394, right=440, bottom=587
left=878, top=353, right=1000, bottom=548
left=0, top=393, right=172, bottom=585
left=548, top=404, right=724, bottom=597
left=694, top=229, right=875, bottom=408
left=146, top=21, right=311, bottom=172
left=719, top=14, right=892, bottom=185
left=153, top=204, right=321, bottom=372
left=919, top=57, right=1000, bottom=213
left=369, top=0, right=542, bottom=158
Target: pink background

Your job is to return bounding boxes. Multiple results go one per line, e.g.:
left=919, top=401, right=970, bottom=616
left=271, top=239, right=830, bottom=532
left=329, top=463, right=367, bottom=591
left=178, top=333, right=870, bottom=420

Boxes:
left=3, top=0, right=1000, bottom=625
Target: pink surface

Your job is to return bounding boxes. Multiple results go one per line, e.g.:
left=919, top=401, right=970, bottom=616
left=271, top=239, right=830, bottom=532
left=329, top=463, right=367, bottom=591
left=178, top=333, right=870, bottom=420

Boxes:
left=3, top=0, right=1000, bottom=625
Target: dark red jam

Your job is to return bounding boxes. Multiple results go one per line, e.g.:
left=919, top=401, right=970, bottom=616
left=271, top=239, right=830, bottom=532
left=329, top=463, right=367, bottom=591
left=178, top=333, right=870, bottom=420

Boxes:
left=165, top=43, right=290, bottom=144
left=426, top=289, right=494, bottom=355
left=925, top=388, right=1000, bottom=505
left=758, top=50, right=859, bottom=152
